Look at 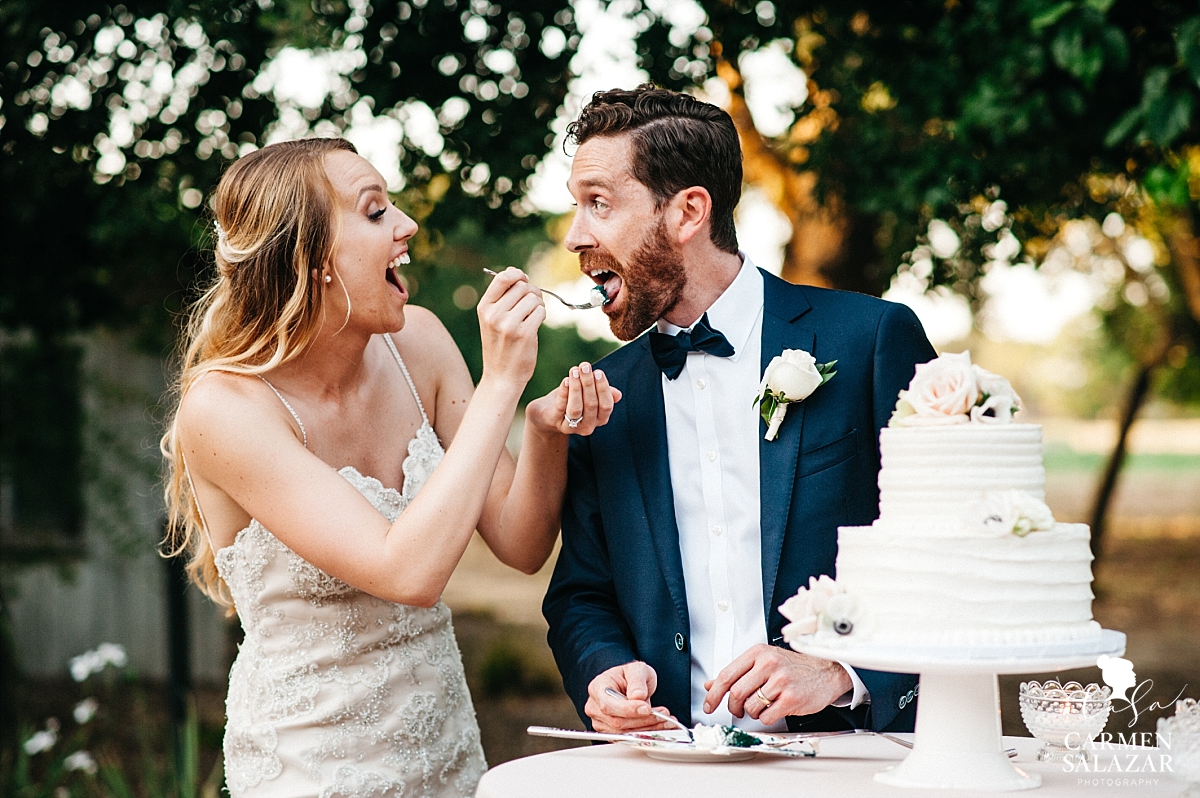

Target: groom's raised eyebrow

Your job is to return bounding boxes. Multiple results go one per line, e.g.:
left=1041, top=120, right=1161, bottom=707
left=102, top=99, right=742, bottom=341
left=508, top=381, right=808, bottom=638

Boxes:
left=574, top=175, right=616, bottom=191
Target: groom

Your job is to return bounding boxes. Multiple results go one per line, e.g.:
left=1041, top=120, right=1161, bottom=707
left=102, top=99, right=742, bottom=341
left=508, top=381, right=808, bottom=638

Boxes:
left=543, top=85, right=936, bottom=735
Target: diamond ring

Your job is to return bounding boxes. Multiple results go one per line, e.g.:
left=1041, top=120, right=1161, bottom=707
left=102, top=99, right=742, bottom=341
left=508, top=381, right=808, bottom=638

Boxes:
left=756, top=687, right=774, bottom=709
left=565, top=413, right=584, bottom=429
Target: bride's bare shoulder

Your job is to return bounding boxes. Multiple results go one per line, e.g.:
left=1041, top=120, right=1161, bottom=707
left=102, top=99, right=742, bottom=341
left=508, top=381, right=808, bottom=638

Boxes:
left=391, top=306, right=463, bottom=370
left=176, top=371, right=286, bottom=443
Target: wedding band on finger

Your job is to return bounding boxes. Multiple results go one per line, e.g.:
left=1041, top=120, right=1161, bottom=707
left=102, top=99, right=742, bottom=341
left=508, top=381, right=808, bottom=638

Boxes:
left=756, top=687, right=774, bottom=709
left=565, top=413, right=584, bottom=429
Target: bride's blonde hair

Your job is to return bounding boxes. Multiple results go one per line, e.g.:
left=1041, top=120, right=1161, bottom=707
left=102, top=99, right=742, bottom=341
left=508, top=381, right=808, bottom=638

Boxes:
left=160, top=137, right=357, bottom=607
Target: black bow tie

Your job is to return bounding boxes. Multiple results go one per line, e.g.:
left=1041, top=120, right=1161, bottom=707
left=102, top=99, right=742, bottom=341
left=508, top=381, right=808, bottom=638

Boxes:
left=649, top=314, right=735, bottom=380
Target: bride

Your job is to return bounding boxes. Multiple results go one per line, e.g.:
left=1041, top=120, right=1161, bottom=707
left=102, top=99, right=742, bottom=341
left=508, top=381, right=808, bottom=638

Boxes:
left=161, top=138, right=619, bottom=797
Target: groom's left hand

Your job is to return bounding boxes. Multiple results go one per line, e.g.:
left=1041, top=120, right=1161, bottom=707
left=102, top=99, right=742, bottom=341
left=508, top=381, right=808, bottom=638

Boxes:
left=702, top=644, right=852, bottom=726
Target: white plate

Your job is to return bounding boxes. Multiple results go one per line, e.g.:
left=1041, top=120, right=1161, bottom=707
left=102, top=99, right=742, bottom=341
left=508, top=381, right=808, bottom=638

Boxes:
left=622, top=742, right=758, bottom=763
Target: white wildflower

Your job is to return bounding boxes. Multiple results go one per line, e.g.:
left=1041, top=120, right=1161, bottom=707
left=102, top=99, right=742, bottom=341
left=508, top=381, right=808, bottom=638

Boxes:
left=64, top=750, right=98, bottom=774
left=73, top=698, right=99, bottom=724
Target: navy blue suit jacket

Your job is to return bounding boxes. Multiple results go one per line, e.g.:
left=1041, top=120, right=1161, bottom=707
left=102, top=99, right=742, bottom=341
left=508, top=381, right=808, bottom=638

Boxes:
left=543, top=271, right=937, bottom=733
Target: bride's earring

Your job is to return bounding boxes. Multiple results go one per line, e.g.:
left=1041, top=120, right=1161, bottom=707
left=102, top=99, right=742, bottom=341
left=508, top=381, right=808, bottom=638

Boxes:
left=324, top=274, right=332, bottom=284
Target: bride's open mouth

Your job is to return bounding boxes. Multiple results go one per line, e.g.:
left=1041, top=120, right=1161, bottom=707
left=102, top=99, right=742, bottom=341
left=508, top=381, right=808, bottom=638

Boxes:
left=387, top=253, right=410, bottom=297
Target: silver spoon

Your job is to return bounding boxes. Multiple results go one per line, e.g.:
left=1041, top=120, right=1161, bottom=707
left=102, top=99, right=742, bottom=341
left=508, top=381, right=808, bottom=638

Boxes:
left=483, top=268, right=609, bottom=309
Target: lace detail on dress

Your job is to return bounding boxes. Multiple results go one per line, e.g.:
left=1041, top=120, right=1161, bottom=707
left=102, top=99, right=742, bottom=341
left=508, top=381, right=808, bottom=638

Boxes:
left=214, top=438, right=485, bottom=798
left=401, top=424, right=443, bottom=503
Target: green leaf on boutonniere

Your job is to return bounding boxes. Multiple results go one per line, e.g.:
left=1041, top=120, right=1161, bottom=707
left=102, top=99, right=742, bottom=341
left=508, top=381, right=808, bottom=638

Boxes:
left=818, top=360, right=838, bottom=385
left=755, top=389, right=782, bottom=427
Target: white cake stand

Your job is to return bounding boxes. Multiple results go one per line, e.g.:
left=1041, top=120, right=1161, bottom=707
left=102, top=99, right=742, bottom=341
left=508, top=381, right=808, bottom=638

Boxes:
left=792, top=629, right=1126, bottom=792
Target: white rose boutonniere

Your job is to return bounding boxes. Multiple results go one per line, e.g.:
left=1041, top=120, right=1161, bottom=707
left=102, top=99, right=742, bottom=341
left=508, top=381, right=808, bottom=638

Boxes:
left=754, top=349, right=836, bottom=441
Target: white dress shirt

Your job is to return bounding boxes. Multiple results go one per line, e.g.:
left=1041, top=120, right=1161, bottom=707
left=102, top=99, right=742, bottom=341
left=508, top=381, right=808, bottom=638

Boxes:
left=659, top=255, right=866, bottom=732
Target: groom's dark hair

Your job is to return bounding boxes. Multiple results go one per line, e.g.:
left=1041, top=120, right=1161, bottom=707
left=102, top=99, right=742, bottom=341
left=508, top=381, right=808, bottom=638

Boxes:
left=566, top=84, right=741, bottom=255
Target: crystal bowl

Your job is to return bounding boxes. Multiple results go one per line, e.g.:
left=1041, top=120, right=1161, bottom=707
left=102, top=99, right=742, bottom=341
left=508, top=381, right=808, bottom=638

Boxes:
left=1158, top=698, right=1200, bottom=797
left=1019, top=680, right=1112, bottom=764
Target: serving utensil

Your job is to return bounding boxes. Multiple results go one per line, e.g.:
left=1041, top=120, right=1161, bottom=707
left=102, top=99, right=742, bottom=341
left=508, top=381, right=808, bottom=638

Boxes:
left=525, top=726, right=817, bottom=759
left=526, top=726, right=690, bottom=745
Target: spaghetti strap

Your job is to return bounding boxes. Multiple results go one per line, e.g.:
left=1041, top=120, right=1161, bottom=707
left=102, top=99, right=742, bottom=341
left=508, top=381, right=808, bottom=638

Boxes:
left=181, top=456, right=216, bottom=550
left=382, top=333, right=430, bottom=425
left=257, top=375, right=309, bottom=449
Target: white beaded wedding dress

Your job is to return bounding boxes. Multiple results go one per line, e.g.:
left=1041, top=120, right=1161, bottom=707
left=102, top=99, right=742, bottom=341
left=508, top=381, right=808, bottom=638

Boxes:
left=213, top=335, right=487, bottom=797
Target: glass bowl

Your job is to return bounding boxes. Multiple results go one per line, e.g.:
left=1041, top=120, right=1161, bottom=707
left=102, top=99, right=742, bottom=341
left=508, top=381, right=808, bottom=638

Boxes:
left=1158, top=698, right=1200, bottom=797
left=1019, top=680, right=1112, bottom=764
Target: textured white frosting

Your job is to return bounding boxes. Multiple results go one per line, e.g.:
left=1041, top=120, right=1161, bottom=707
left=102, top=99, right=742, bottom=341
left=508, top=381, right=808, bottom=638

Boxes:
left=830, top=423, right=1101, bottom=647
left=878, top=424, right=1046, bottom=521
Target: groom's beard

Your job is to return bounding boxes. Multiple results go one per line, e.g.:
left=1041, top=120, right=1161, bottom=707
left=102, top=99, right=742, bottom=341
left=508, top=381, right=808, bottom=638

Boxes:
left=583, top=217, right=687, bottom=342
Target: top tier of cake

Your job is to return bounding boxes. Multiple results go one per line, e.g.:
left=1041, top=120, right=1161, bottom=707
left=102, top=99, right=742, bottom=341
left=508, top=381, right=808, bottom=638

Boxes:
left=878, top=423, right=1046, bottom=522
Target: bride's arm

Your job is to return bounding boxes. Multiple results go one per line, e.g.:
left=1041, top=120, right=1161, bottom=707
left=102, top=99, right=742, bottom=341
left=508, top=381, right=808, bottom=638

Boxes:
left=425, top=329, right=620, bottom=576
left=474, top=367, right=619, bottom=574
left=179, top=269, right=546, bottom=607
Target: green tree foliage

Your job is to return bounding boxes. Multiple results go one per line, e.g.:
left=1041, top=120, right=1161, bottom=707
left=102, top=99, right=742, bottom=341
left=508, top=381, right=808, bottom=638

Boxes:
left=1, top=0, right=579, bottom=350
left=636, top=0, right=1200, bottom=291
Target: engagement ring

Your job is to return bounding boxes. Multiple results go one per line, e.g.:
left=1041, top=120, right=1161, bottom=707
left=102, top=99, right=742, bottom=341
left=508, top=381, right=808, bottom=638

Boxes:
left=756, top=687, right=774, bottom=709
left=565, top=413, right=584, bottom=429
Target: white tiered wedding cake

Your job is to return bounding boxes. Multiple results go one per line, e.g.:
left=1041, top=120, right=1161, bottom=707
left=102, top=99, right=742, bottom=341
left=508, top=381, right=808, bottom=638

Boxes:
left=780, top=352, right=1101, bottom=650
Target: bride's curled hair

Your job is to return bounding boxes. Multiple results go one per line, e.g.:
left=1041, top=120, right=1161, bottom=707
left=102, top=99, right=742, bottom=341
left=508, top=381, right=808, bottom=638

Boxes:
left=160, top=137, right=357, bottom=608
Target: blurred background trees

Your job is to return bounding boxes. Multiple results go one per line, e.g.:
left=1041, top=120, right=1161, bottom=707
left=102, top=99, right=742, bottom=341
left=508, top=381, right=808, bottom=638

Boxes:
left=4, top=0, right=1200, bottom=785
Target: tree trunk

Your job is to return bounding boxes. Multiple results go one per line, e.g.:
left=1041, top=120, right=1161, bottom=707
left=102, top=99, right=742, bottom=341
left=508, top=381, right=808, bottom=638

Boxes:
left=1090, top=208, right=1197, bottom=556
left=716, top=58, right=845, bottom=288
left=1088, top=364, right=1156, bottom=557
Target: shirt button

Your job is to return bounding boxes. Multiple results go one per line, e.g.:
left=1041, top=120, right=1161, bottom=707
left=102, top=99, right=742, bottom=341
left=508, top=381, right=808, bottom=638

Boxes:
left=712, top=525, right=723, bottom=536
left=717, top=600, right=729, bottom=612
left=696, top=378, right=706, bottom=389
left=706, top=451, right=716, bottom=461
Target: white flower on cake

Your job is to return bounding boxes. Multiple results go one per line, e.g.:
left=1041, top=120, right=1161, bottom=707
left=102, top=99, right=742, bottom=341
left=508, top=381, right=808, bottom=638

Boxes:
left=755, top=349, right=836, bottom=441
left=820, top=592, right=870, bottom=637
left=890, top=351, right=1022, bottom=427
left=971, top=368, right=1020, bottom=424
left=972, top=490, right=1056, bottom=537
left=779, top=575, right=838, bottom=640
left=779, top=575, right=870, bottom=642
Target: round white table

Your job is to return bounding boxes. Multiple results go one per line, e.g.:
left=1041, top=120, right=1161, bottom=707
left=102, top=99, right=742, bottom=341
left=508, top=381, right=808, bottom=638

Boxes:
left=476, top=735, right=1181, bottom=797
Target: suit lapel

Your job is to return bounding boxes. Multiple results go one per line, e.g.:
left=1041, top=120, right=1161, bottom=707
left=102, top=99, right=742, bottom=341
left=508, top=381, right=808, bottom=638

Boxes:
left=758, top=273, right=814, bottom=624
left=626, top=338, right=691, bottom=626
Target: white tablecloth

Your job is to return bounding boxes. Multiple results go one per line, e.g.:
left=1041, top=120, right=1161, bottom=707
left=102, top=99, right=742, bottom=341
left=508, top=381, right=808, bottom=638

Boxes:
left=476, top=735, right=1180, bottom=797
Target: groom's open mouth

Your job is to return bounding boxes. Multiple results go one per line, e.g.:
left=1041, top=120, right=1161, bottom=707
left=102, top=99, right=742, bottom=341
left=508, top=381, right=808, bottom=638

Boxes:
left=586, top=268, right=623, bottom=310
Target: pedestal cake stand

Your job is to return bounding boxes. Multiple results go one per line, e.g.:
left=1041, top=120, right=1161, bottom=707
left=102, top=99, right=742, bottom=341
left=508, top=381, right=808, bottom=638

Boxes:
left=792, top=629, right=1126, bottom=792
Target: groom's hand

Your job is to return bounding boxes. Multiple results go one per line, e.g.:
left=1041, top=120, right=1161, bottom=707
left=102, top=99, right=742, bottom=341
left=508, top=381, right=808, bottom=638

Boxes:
left=585, top=661, right=675, bottom=733
left=703, top=644, right=852, bottom=727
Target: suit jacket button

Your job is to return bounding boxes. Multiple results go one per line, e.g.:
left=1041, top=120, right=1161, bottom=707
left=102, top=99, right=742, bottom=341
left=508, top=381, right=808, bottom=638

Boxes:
left=675, top=633, right=685, bottom=651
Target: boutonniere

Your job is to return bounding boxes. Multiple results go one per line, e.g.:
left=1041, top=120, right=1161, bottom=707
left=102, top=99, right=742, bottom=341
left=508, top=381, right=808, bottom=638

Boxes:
left=754, top=349, right=836, bottom=441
